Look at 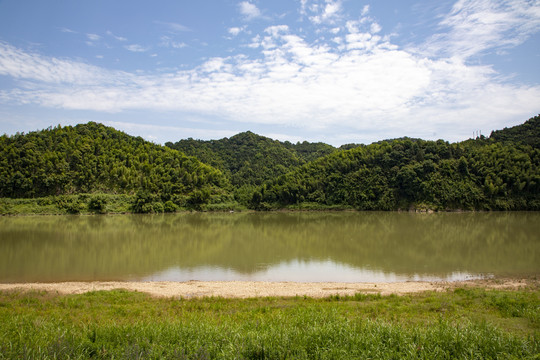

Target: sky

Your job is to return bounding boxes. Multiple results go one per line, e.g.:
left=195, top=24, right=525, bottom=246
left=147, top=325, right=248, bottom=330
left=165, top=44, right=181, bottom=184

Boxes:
left=0, top=0, right=539, bottom=146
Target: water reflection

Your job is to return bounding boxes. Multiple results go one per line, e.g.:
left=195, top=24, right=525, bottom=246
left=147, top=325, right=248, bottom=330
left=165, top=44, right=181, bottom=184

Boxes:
left=139, top=262, right=482, bottom=283
left=0, top=212, right=538, bottom=282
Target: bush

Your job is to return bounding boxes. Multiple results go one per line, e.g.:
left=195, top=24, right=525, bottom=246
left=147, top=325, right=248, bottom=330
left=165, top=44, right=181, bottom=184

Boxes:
left=64, top=200, right=84, bottom=214
left=152, top=201, right=164, bottom=213
left=55, top=195, right=84, bottom=214
left=88, top=195, right=108, bottom=214
left=187, top=189, right=211, bottom=210
left=163, top=200, right=177, bottom=213
left=131, top=191, right=164, bottom=213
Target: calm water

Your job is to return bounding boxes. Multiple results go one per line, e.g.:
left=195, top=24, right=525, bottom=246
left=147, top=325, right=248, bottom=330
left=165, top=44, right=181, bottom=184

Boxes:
left=0, top=212, right=538, bottom=283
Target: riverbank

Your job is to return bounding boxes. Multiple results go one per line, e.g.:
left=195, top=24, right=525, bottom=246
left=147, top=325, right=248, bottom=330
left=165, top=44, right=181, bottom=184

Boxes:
left=0, top=278, right=535, bottom=298
left=1, top=278, right=538, bottom=359
left=3, top=194, right=538, bottom=216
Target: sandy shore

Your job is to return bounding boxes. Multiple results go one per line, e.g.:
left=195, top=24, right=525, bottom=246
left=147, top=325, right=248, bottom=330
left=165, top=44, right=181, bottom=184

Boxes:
left=0, top=279, right=534, bottom=298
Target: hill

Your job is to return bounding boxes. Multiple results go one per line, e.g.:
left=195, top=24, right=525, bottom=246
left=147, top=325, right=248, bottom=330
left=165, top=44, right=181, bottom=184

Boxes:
left=166, top=132, right=336, bottom=204
left=489, top=115, right=540, bottom=148
left=1, top=116, right=539, bottom=213
left=253, top=120, right=540, bottom=211
left=0, top=122, right=230, bottom=211
left=166, top=131, right=336, bottom=187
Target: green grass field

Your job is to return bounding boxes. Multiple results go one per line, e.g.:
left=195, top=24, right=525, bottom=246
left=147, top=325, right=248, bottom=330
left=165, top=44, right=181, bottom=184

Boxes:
left=0, top=285, right=538, bottom=359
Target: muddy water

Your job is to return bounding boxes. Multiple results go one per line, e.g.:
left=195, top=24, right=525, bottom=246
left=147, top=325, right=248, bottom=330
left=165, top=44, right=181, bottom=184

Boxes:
left=0, top=212, right=538, bottom=282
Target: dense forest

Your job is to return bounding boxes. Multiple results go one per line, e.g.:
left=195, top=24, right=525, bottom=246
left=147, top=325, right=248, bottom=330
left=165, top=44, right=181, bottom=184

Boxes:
left=0, top=115, right=538, bottom=213
left=0, top=122, right=230, bottom=213
left=166, top=131, right=335, bottom=204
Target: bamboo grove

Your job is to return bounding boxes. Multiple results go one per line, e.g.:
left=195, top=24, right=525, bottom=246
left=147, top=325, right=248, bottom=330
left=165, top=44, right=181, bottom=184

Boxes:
left=1, top=115, right=538, bottom=212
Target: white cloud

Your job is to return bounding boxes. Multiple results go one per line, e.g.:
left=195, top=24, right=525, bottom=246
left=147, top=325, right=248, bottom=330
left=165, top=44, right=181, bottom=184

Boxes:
left=323, top=1, right=341, bottom=19
left=124, top=44, right=149, bottom=52
left=239, top=1, right=261, bottom=20
left=159, top=36, right=187, bottom=49
left=299, top=0, right=308, bottom=15
left=0, top=42, right=121, bottom=85
left=370, top=22, right=381, bottom=34
left=155, top=21, right=191, bottom=33
left=1, top=0, right=539, bottom=144
left=306, top=0, right=343, bottom=24
left=86, top=33, right=101, bottom=46
left=361, top=5, right=369, bottom=16
left=423, top=0, right=540, bottom=59
left=87, top=33, right=101, bottom=42
left=60, top=27, right=77, bottom=34
left=106, top=30, right=127, bottom=41
left=228, top=27, right=245, bottom=36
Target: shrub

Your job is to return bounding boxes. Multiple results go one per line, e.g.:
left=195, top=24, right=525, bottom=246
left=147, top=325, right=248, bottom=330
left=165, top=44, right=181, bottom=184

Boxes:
left=132, top=190, right=164, bottom=213
left=163, top=200, right=177, bottom=213
left=88, top=195, right=108, bottom=214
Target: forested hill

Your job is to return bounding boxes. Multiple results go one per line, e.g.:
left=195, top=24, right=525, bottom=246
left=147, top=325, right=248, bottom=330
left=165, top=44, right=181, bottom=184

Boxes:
left=1, top=116, right=539, bottom=213
left=0, top=122, right=229, bottom=203
left=252, top=116, right=540, bottom=211
left=489, top=115, right=539, bottom=148
left=166, top=131, right=335, bottom=187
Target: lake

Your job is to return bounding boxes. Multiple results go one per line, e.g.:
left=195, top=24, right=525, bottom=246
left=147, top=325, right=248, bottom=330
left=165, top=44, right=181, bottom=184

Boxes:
left=0, top=212, right=538, bottom=283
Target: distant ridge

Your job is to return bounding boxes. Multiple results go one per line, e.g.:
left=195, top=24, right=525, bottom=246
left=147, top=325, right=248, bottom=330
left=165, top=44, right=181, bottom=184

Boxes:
left=1, top=116, right=538, bottom=212
left=490, top=115, right=539, bottom=148
left=0, top=122, right=228, bottom=200
left=166, top=131, right=335, bottom=187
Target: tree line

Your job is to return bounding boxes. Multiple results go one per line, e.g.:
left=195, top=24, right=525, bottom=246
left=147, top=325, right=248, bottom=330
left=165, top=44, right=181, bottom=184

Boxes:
left=1, top=115, right=538, bottom=212
left=253, top=135, right=539, bottom=211
left=0, top=122, right=230, bottom=212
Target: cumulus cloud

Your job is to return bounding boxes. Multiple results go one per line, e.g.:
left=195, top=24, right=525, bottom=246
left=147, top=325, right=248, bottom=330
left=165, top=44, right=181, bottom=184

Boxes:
left=312, top=0, right=342, bottom=24
left=228, top=27, right=245, bottom=36
left=1, top=0, right=540, bottom=144
left=239, top=1, right=261, bottom=20
left=301, top=0, right=343, bottom=24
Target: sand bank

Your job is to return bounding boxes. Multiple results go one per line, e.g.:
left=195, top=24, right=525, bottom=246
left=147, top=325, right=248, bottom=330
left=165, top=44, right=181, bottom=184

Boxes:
left=0, top=279, right=533, bottom=298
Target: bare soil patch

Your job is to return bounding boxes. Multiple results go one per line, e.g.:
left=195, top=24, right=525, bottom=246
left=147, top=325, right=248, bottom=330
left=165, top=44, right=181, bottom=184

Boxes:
left=0, top=278, right=536, bottom=298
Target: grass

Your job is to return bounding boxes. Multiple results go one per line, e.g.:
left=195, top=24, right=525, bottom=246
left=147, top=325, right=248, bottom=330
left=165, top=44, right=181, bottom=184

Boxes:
left=0, top=195, right=249, bottom=215
left=0, top=286, right=538, bottom=359
left=0, top=194, right=135, bottom=215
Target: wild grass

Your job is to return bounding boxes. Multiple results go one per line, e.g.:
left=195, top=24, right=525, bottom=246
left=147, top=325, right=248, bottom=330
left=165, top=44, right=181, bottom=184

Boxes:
left=0, top=286, right=538, bottom=359
left=0, top=194, right=134, bottom=215
left=0, top=195, right=248, bottom=215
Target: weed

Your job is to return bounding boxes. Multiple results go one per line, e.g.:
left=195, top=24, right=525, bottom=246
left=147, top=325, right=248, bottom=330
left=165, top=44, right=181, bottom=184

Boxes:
left=0, top=287, right=538, bottom=359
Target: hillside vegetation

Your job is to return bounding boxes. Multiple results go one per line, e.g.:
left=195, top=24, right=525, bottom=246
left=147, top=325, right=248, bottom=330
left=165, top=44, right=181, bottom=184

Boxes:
left=256, top=133, right=540, bottom=211
left=0, top=115, right=538, bottom=213
left=489, top=115, right=540, bottom=148
left=167, top=132, right=336, bottom=186
left=166, top=131, right=335, bottom=204
left=0, top=122, right=230, bottom=213
left=171, top=116, right=540, bottom=211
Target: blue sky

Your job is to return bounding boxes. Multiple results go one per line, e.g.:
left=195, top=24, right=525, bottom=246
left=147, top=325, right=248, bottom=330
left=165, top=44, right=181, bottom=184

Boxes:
left=0, top=0, right=539, bottom=146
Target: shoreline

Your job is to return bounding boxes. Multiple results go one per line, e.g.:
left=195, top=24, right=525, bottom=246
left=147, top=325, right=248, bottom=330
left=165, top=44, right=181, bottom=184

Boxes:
left=0, top=278, right=535, bottom=298
left=1, top=206, right=532, bottom=216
